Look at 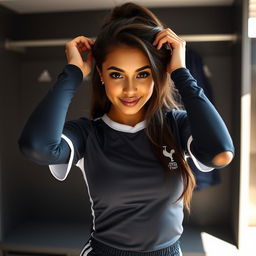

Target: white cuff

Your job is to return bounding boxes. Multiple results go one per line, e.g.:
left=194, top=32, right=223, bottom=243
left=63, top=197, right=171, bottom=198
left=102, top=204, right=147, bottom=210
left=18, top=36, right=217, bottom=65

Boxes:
left=187, top=136, right=214, bottom=172
left=48, top=134, right=74, bottom=181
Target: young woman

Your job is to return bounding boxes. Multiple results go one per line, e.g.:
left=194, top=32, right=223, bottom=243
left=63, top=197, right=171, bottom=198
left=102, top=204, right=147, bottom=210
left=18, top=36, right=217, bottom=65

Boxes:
left=18, top=2, right=234, bottom=256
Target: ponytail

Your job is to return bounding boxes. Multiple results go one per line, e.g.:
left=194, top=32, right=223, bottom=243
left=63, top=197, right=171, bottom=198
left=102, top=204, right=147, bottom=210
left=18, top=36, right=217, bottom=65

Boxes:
left=101, top=2, right=164, bottom=28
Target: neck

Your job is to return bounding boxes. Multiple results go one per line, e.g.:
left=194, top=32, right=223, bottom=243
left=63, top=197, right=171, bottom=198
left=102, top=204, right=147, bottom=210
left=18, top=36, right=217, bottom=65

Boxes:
left=107, top=108, right=145, bottom=127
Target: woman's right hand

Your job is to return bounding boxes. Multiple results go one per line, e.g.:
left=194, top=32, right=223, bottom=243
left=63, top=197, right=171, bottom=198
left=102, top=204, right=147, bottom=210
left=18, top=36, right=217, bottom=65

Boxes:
left=65, top=36, right=94, bottom=78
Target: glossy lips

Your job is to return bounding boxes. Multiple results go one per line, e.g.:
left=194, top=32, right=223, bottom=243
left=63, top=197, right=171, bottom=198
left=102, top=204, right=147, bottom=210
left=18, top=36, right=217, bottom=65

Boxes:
left=120, top=97, right=141, bottom=107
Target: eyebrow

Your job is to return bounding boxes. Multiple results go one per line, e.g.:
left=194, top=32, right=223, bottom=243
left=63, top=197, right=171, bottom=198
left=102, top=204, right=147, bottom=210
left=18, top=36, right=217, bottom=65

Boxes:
left=107, top=65, right=151, bottom=72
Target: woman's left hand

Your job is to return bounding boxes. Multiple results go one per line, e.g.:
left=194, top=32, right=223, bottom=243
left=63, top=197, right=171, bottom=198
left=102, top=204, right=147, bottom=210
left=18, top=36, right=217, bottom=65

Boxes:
left=152, top=28, right=186, bottom=75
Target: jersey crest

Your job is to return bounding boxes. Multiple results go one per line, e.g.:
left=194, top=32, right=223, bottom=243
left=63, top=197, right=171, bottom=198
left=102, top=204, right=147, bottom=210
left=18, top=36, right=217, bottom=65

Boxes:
left=162, top=146, right=178, bottom=170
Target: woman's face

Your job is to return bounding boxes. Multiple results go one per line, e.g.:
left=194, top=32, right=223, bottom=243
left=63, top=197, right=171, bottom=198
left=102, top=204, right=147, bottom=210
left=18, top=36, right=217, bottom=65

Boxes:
left=97, top=45, right=154, bottom=126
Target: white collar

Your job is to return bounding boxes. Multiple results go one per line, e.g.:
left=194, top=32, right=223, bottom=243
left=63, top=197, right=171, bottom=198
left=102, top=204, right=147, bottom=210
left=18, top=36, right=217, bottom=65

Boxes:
left=101, top=113, right=146, bottom=133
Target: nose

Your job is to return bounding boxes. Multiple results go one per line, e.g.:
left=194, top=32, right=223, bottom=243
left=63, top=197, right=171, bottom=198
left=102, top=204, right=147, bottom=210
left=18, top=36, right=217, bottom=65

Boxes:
left=122, top=79, right=137, bottom=93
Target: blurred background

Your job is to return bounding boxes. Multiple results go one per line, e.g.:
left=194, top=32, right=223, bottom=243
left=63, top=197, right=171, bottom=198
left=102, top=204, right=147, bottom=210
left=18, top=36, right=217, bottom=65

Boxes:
left=0, top=0, right=255, bottom=255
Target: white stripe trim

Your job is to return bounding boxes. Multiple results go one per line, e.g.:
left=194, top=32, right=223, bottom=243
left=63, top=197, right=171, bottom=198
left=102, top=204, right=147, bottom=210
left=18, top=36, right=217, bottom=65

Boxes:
left=48, top=133, right=74, bottom=181
left=101, top=113, right=146, bottom=133
left=75, top=157, right=84, bottom=170
left=187, top=135, right=214, bottom=172
left=79, top=160, right=96, bottom=233
left=80, top=239, right=93, bottom=256
left=48, top=134, right=97, bottom=233
left=179, top=246, right=183, bottom=256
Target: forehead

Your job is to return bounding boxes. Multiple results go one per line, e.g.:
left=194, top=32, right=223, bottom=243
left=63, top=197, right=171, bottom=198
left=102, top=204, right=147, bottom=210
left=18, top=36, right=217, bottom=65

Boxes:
left=102, top=45, right=150, bottom=70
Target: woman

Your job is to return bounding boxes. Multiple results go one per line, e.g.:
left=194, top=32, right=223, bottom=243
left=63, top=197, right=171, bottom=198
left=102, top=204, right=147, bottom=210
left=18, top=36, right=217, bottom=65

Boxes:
left=18, top=2, right=234, bottom=256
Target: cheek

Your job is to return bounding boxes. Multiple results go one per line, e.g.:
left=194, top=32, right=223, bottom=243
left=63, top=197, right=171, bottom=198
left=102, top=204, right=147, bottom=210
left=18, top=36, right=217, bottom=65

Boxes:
left=144, top=81, right=154, bottom=97
left=104, top=83, right=120, bottom=99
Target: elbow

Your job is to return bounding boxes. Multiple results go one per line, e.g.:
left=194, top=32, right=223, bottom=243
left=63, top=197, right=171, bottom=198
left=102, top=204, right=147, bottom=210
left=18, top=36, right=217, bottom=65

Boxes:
left=17, top=139, right=52, bottom=165
left=18, top=136, right=36, bottom=157
left=212, top=151, right=234, bottom=168
left=18, top=140, right=39, bottom=161
left=18, top=137, right=32, bottom=157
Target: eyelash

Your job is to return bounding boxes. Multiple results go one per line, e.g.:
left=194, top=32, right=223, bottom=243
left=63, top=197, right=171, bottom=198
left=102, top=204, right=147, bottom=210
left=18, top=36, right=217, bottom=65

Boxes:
left=109, top=72, right=150, bottom=79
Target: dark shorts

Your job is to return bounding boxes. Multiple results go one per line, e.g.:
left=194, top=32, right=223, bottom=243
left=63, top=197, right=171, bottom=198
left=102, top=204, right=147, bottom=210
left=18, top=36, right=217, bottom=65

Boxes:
left=80, top=236, right=183, bottom=256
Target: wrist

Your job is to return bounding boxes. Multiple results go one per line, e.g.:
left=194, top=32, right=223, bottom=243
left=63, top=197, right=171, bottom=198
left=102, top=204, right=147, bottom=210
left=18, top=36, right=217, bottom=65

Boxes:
left=64, top=64, right=84, bottom=82
left=169, top=66, right=187, bottom=76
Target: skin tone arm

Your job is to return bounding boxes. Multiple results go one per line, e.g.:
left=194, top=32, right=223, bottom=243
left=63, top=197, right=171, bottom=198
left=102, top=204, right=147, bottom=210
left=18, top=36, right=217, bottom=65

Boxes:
left=152, top=28, right=234, bottom=167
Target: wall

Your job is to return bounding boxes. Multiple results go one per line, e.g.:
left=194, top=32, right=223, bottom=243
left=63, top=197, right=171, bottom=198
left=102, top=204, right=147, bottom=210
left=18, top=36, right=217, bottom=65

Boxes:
left=0, top=5, right=22, bottom=240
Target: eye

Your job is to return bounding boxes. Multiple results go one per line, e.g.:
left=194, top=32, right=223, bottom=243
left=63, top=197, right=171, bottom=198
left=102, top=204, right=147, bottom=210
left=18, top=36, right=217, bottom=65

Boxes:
left=109, top=72, right=123, bottom=79
left=137, top=72, right=150, bottom=78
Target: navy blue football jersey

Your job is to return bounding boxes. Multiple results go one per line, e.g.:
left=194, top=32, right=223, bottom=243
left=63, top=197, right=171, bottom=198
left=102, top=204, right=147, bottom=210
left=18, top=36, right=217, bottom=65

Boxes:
left=49, top=110, right=213, bottom=251
left=18, top=64, right=234, bottom=252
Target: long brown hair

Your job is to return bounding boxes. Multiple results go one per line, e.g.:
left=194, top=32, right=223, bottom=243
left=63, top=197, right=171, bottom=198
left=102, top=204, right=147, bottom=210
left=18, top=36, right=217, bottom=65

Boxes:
left=89, top=2, right=196, bottom=213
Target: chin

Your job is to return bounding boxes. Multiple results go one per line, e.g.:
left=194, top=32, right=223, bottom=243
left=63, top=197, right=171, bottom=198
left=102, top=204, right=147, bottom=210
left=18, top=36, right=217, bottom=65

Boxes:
left=119, top=108, right=141, bottom=116
left=116, top=103, right=142, bottom=113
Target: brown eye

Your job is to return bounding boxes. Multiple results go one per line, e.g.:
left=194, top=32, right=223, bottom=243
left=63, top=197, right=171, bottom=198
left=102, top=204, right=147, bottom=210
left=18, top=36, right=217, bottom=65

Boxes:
left=137, top=72, right=150, bottom=78
left=110, top=72, right=123, bottom=79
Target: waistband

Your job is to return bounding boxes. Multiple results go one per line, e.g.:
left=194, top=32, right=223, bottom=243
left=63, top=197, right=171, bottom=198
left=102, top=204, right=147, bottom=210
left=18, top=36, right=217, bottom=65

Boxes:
left=90, top=236, right=181, bottom=256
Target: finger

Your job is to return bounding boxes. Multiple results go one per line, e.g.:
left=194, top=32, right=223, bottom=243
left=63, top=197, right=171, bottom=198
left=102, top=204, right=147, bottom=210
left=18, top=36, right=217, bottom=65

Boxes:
left=78, top=39, right=91, bottom=50
left=153, top=29, right=171, bottom=43
left=81, top=46, right=87, bottom=51
left=156, top=35, right=179, bottom=50
left=86, top=51, right=93, bottom=65
left=164, top=28, right=182, bottom=41
left=73, top=36, right=92, bottom=50
left=152, top=30, right=165, bottom=45
left=153, top=33, right=174, bottom=47
left=89, top=38, right=95, bottom=44
left=153, top=29, right=181, bottom=45
left=154, top=33, right=182, bottom=50
left=166, top=28, right=179, bottom=38
left=77, top=42, right=83, bottom=50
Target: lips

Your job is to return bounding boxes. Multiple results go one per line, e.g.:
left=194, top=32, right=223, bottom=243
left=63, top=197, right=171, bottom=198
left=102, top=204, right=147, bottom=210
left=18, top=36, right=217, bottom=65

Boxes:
left=120, top=97, right=141, bottom=106
left=121, top=97, right=140, bottom=103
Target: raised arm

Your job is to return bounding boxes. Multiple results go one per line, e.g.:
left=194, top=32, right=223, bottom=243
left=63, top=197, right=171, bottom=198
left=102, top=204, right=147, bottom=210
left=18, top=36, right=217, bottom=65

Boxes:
left=18, top=64, right=84, bottom=165
left=18, top=36, right=94, bottom=165
left=153, top=28, right=234, bottom=169
left=171, top=68, right=234, bottom=169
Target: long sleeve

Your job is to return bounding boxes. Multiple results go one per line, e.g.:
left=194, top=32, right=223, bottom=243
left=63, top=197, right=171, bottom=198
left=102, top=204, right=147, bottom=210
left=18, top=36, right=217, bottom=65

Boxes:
left=18, top=64, right=87, bottom=166
left=170, top=67, right=234, bottom=169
